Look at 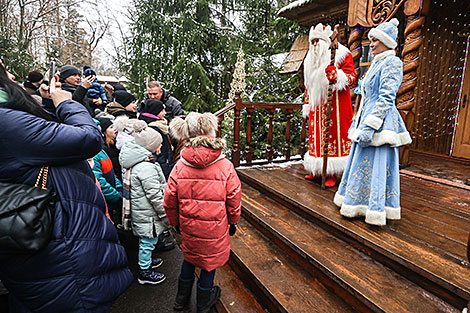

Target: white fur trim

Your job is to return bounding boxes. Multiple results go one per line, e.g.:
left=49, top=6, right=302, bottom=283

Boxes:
left=333, top=69, right=349, bottom=92
left=368, top=28, right=397, bottom=49
left=333, top=192, right=344, bottom=207
left=365, top=209, right=386, bottom=226
left=303, top=152, right=348, bottom=176
left=302, top=103, right=311, bottom=119
left=349, top=128, right=412, bottom=147
left=309, top=23, right=333, bottom=44
left=334, top=44, right=350, bottom=67
left=385, top=206, right=401, bottom=220
left=364, top=114, right=383, bottom=130
left=340, top=203, right=367, bottom=218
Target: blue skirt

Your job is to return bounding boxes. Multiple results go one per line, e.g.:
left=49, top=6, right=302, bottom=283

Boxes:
left=333, top=142, right=401, bottom=226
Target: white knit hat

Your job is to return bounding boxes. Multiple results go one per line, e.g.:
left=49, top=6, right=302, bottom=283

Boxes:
left=309, top=23, right=333, bottom=44
left=368, top=18, right=399, bottom=49
left=132, top=120, right=163, bottom=152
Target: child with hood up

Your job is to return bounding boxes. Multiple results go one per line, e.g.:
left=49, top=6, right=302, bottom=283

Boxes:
left=119, top=120, right=169, bottom=285
left=164, top=112, right=241, bottom=313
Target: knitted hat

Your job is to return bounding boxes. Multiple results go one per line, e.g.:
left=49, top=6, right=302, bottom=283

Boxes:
left=132, top=120, right=163, bottom=152
left=59, top=65, right=80, bottom=80
left=83, top=65, right=96, bottom=77
left=98, top=118, right=113, bottom=134
left=368, top=18, right=399, bottom=49
left=27, top=71, right=43, bottom=83
left=113, top=83, right=127, bottom=92
left=169, top=112, right=218, bottom=141
left=114, top=90, right=136, bottom=107
left=309, top=23, right=333, bottom=44
left=143, top=99, right=165, bottom=116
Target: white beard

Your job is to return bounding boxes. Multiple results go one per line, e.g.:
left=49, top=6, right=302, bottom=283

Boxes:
left=303, top=39, right=331, bottom=117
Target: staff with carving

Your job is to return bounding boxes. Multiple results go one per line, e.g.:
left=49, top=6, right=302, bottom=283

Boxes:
left=303, top=23, right=357, bottom=188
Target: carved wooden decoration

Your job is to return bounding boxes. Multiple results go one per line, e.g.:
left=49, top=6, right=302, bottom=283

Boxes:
left=348, top=0, right=421, bottom=27
left=348, top=27, right=365, bottom=84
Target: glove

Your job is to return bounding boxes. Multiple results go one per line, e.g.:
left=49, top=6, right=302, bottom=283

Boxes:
left=357, top=126, right=375, bottom=147
left=325, top=65, right=337, bottom=83
left=229, top=224, right=237, bottom=236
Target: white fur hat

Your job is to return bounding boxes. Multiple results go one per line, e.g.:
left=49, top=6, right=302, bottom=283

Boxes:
left=132, top=120, right=162, bottom=152
left=309, top=23, right=333, bottom=44
left=368, top=18, right=399, bottom=49
left=169, top=112, right=218, bottom=141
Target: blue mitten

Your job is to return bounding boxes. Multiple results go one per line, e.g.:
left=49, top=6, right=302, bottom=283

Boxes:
left=357, top=126, right=375, bottom=147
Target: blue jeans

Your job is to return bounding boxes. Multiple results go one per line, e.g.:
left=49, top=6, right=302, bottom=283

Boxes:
left=179, top=259, right=216, bottom=289
left=138, top=237, right=159, bottom=270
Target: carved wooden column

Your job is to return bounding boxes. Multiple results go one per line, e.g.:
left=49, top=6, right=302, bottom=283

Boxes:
left=245, top=108, right=253, bottom=165
left=232, top=92, right=242, bottom=167
left=348, top=26, right=365, bottom=85
left=396, top=13, right=426, bottom=167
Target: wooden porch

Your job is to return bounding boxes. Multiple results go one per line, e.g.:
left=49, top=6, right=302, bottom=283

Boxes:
left=212, top=155, right=470, bottom=312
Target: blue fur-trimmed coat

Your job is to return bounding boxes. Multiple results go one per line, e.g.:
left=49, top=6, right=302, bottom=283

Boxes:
left=0, top=100, right=133, bottom=312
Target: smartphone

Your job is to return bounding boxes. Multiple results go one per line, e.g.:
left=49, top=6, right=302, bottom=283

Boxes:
left=49, top=61, right=56, bottom=83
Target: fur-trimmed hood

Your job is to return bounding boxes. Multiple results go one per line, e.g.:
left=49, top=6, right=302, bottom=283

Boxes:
left=181, top=136, right=226, bottom=168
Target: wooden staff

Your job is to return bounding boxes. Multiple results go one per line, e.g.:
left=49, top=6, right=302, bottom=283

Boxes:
left=321, top=25, right=340, bottom=189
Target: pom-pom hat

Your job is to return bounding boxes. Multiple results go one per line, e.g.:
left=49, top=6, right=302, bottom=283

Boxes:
left=132, top=120, right=163, bottom=152
left=368, top=18, right=399, bottom=49
left=309, top=23, right=333, bottom=44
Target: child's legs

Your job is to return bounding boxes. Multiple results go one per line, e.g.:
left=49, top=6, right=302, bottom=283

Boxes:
left=179, top=259, right=195, bottom=281
left=138, top=237, right=159, bottom=270
left=198, top=269, right=216, bottom=289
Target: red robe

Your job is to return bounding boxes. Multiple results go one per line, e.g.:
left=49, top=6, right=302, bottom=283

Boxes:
left=303, top=45, right=356, bottom=177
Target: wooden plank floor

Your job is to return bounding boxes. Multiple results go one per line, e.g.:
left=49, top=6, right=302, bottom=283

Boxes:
left=237, top=162, right=470, bottom=309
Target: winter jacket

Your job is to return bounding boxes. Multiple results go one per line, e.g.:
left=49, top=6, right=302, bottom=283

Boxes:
left=119, top=141, right=168, bottom=239
left=349, top=50, right=411, bottom=147
left=23, top=79, right=39, bottom=96
left=106, top=101, right=137, bottom=119
left=0, top=99, right=133, bottom=312
left=87, top=80, right=108, bottom=102
left=163, top=136, right=241, bottom=271
left=139, top=114, right=174, bottom=178
left=61, top=82, right=94, bottom=116
left=92, top=149, right=122, bottom=202
left=103, top=143, right=122, bottom=181
left=139, top=89, right=184, bottom=123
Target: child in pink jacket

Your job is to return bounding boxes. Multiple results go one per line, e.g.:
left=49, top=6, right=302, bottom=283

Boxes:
left=163, top=112, right=241, bottom=313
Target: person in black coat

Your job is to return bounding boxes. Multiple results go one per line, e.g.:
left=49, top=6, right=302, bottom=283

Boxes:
left=139, top=99, right=174, bottom=179
left=59, top=65, right=95, bottom=116
left=0, top=62, right=133, bottom=312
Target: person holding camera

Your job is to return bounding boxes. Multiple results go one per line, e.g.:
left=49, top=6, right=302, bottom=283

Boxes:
left=59, top=65, right=95, bottom=115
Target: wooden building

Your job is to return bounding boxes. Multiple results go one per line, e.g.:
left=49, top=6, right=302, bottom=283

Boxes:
left=279, top=0, right=470, bottom=163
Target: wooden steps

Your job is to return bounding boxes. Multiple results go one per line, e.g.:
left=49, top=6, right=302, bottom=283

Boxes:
left=222, top=165, right=470, bottom=312
left=230, top=217, right=358, bottom=313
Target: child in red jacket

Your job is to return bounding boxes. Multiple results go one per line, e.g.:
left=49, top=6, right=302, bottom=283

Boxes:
left=163, top=112, right=241, bottom=313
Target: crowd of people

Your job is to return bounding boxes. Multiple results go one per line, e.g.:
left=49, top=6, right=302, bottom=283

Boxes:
left=0, top=61, right=241, bottom=313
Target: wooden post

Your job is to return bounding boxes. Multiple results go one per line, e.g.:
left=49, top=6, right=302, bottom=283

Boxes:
left=397, top=1, right=429, bottom=167
left=284, top=109, right=293, bottom=161
left=300, top=117, right=307, bottom=156
left=348, top=26, right=365, bottom=89
left=266, top=109, right=275, bottom=162
left=217, top=116, right=223, bottom=138
left=245, top=108, right=253, bottom=165
left=232, top=92, right=242, bottom=167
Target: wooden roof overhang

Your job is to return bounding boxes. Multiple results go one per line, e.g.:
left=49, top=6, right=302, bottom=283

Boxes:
left=278, top=0, right=349, bottom=27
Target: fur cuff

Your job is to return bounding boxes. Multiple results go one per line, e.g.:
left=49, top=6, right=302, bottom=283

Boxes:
left=349, top=128, right=412, bottom=147
left=365, top=209, right=386, bottom=226
left=333, top=69, right=349, bottom=92
left=340, top=203, right=367, bottom=218
left=385, top=206, right=401, bottom=220
left=303, top=152, right=348, bottom=176
left=364, top=114, right=383, bottom=130
left=188, top=136, right=226, bottom=150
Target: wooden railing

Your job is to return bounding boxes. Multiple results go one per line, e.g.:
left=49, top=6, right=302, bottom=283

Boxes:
left=215, top=93, right=307, bottom=167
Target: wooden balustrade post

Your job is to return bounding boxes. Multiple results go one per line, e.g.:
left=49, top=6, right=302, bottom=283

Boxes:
left=300, top=117, right=307, bottom=156
left=397, top=1, right=429, bottom=167
left=232, top=92, right=242, bottom=167
left=217, top=116, right=223, bottom=138
left=348, top=26, right=365, bottom=92
left=266, top=109, right=275, bottom=162
left=284, top=109, right=293, bottom=161
left=245, top=108, right=253, bottom=165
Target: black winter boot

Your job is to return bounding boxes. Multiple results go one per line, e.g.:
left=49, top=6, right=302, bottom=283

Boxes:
left=173, top=277, right=194, bottom=311
left=196, top=284, right=221, bottom=313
